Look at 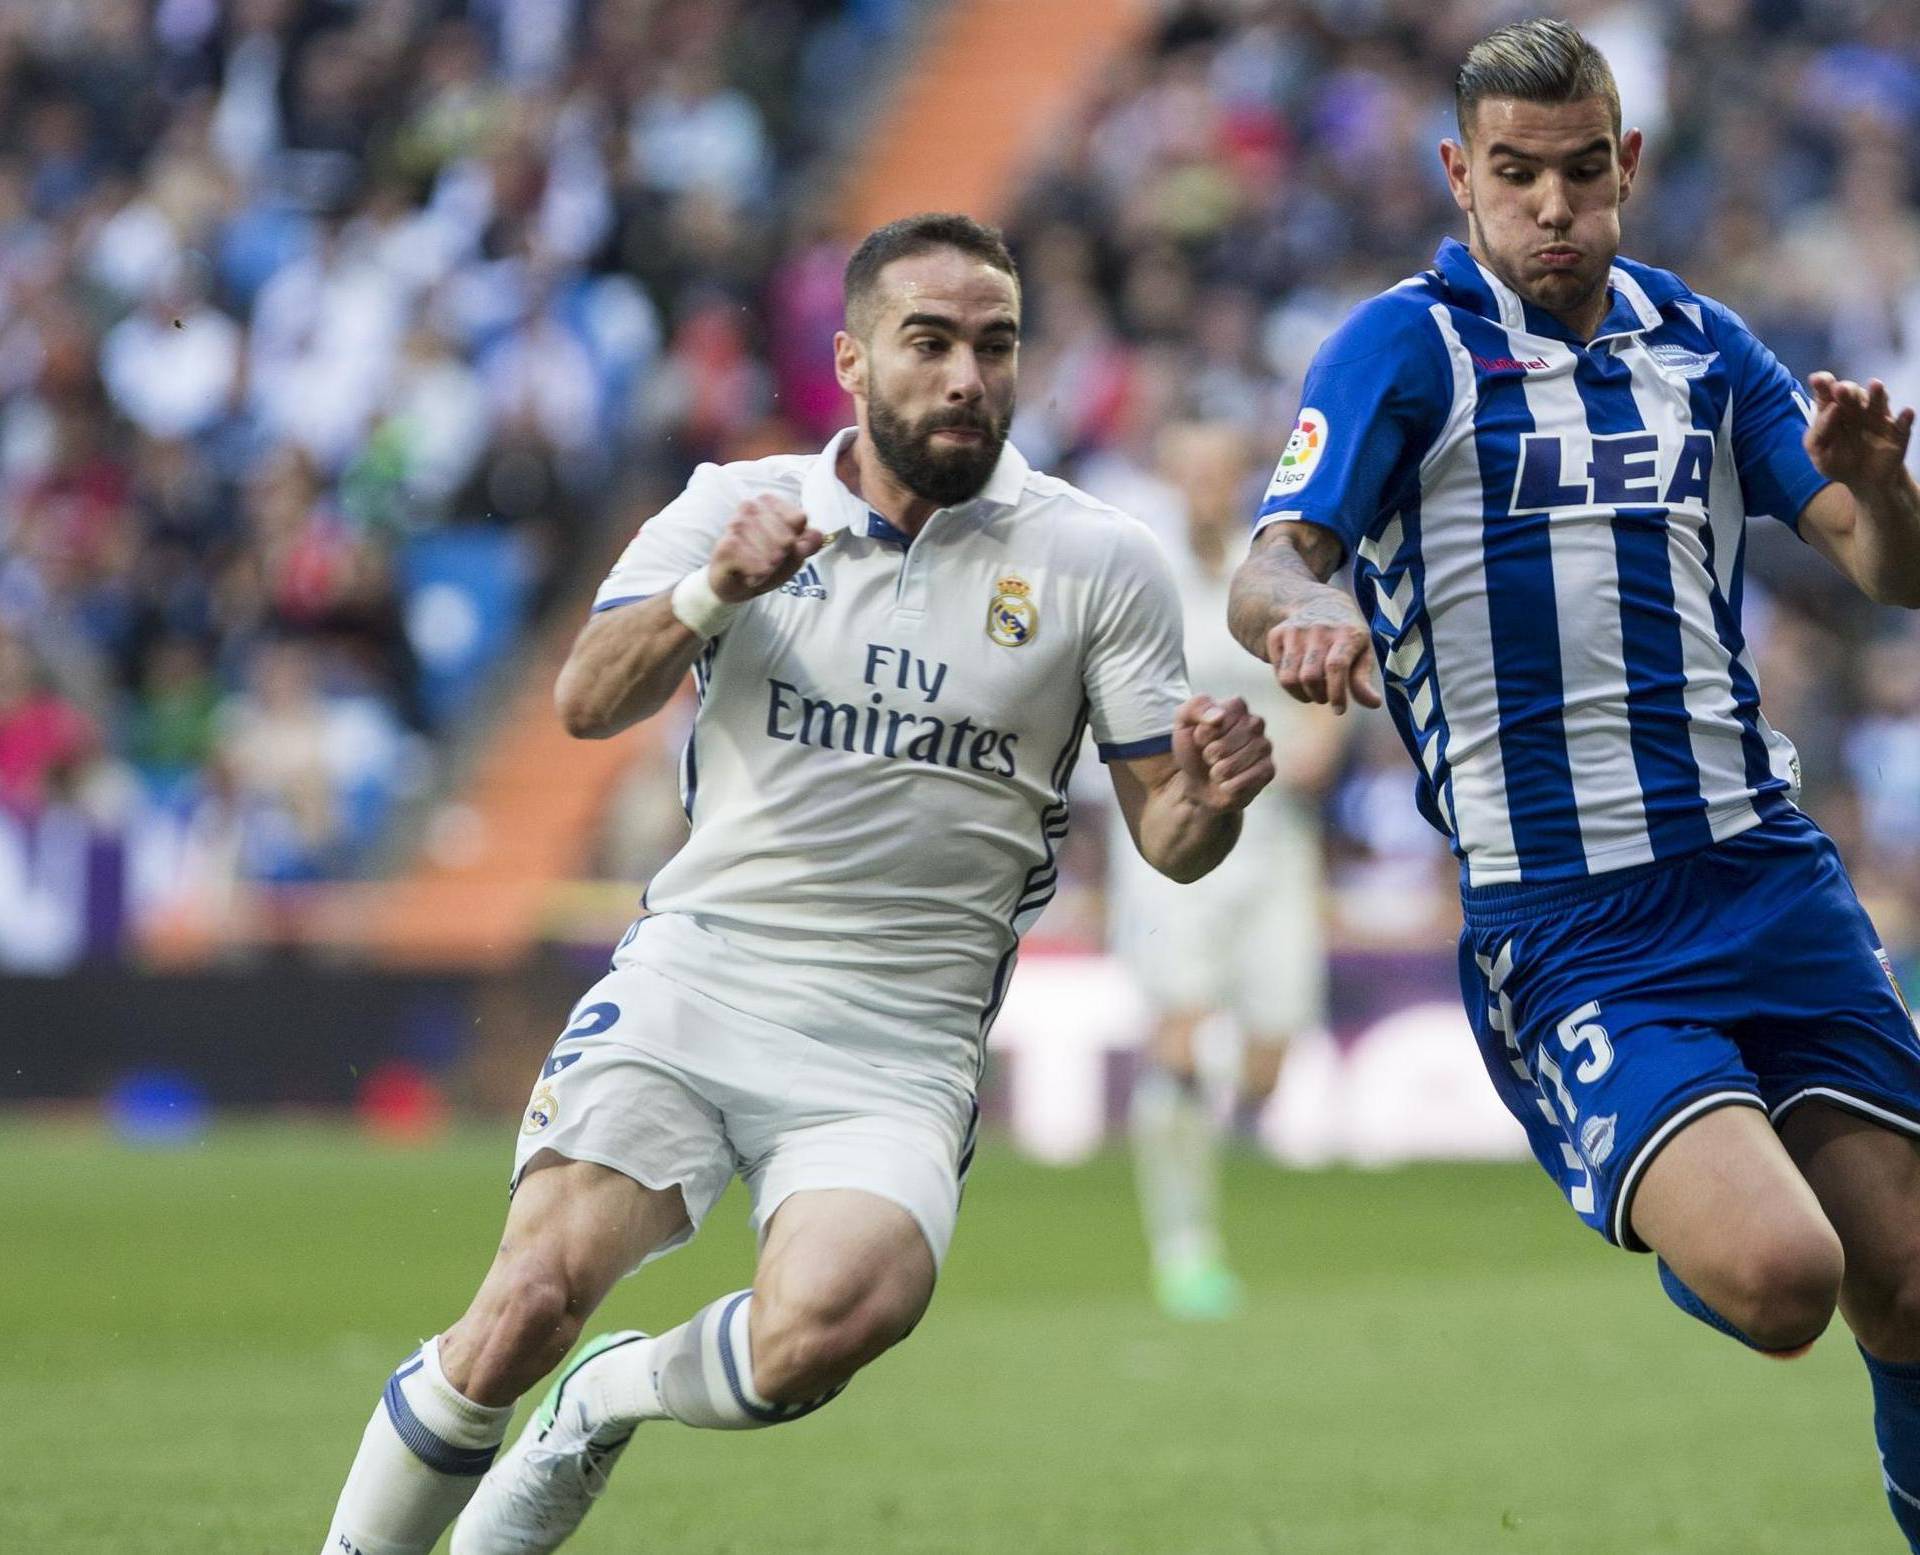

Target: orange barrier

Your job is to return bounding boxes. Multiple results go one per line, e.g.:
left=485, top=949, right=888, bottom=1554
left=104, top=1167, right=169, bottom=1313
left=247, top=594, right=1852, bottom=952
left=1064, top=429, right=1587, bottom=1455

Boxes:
left=838, top=0, right=1153, bottom=236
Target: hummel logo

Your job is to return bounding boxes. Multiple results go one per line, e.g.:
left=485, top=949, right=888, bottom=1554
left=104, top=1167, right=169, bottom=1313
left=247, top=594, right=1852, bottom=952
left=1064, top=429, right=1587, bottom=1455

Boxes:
left=779, top=562, right=827, bottom=600
left=1473, top=353, right=1550, bottom=374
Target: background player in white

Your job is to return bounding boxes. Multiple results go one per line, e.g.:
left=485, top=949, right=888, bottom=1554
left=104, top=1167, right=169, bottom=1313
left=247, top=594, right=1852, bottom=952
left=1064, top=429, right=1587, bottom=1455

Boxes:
left=1228, top=21, right=1920, bottom=1546
left=319, top=213, right=1275, bottom=1555
left=1109, top=421, right=1342, bottom=1320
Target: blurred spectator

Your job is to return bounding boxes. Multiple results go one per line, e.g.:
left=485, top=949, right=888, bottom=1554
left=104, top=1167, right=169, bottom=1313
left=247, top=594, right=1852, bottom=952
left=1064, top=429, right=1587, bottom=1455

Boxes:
left=998, top=0, right=1920, bottom=948
left=0, top=629, right=97, bottom=813
left=0, top=0, right=907, bottom=967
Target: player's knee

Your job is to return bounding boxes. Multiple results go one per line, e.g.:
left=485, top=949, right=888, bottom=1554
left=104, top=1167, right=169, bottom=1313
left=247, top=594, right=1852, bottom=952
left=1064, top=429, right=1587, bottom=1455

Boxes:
left=1240, top=1044, right=1287, bottom=1103
left=1842, top=1248, right=1920, bottom=1362
left=753, top=1272, right=928, bottom=1403
left=1720, top=1226, right=1845, bottom=1352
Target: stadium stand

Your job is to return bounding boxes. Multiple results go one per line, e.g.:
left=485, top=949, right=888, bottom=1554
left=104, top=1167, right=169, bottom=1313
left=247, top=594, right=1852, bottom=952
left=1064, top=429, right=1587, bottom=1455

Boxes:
left=5, top=0, right=1919, bottom=991
left=0, top=0, right=928, bottom=968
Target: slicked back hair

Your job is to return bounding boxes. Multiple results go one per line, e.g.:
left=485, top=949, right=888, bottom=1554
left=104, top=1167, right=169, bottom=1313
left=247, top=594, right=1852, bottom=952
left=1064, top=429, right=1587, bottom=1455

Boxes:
left=843, top=212, right=1019, bottom=338
left=1455, top=18, right=1621, bottom=143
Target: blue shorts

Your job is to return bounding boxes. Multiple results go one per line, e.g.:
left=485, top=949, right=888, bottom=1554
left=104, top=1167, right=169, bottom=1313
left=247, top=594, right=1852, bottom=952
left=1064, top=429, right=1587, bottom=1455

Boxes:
left=1459, top=810, right=1920, bottom=1251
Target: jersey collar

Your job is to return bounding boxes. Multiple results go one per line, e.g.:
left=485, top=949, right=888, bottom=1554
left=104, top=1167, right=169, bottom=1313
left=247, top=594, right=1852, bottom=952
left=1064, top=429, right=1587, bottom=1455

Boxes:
left=1431, top=236, right=1679, bottom=347
left=800, top=426, right=1033, bottom=539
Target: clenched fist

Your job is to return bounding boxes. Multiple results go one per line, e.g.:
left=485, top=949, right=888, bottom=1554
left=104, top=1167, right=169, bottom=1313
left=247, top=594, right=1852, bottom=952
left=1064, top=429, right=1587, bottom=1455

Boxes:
left=709, top=496, right=828, bottom=602
left=1171, top=695, right=1275, bottom=813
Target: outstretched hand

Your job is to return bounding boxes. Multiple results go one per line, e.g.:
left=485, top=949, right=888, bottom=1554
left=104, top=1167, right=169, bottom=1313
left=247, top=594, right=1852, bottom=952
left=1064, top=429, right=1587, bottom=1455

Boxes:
left=1171, top=695, right=1274, bottom=813
left=1264, top=598, right=1380, bottom=715
left=1805, top=374, right=1916, bottom=492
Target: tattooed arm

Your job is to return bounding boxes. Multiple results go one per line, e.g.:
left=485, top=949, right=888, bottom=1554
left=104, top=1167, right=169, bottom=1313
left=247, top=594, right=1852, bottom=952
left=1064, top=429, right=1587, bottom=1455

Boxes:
left=1227, top=523, right=1381, bottom=715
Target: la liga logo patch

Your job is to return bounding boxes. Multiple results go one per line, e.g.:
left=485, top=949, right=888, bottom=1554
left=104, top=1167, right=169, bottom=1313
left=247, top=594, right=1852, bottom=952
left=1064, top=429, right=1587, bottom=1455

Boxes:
left=1266, top=408, right=1327, bottom=500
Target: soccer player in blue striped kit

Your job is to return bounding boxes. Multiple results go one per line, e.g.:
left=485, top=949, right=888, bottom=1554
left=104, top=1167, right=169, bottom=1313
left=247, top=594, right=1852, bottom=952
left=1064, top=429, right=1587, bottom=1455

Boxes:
left=1230, top=18, right=1920, bottom=1546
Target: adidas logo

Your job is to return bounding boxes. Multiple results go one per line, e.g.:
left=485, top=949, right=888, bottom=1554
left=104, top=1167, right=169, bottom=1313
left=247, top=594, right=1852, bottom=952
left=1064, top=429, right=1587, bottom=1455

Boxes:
left=779, top=562, right=828, bottom=600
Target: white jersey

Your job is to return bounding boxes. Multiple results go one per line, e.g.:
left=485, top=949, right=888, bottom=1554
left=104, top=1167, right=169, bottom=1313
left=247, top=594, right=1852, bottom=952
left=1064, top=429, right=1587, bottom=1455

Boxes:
left=596, top=428, right=1188, bottom=1091
left=1107, top=529, right=1328, bottom=1032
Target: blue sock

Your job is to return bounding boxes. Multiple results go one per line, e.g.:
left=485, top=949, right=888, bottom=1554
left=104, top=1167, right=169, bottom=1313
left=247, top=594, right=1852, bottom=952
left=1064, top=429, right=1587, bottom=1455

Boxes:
left=1861, top=1346, right=1920, bottom=1550
left=1656, top=1257, right=1808, bottom=1355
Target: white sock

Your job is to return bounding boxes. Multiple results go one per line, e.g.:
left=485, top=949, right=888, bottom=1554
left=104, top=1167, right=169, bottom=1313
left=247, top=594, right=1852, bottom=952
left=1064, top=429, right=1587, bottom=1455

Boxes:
left=320, top=1335, right=514, bottom=1555
left=1131, top=1064, right=1223, bottom=1271
left=574, top=1292, right=842, bottom=1433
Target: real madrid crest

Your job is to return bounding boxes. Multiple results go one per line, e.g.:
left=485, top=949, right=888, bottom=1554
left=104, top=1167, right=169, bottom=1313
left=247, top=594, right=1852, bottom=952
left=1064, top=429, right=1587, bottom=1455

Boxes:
left=522, top=1085, right=559, bottom=1136
left=986, top=573, right=1037, bottom=648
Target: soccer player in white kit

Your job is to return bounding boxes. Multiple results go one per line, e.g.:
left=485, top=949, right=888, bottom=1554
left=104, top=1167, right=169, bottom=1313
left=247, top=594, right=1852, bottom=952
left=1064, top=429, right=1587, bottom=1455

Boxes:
left=1108, top=423, right=1342, bottom=1320
left=318, top=213, right=1276, bottom=1555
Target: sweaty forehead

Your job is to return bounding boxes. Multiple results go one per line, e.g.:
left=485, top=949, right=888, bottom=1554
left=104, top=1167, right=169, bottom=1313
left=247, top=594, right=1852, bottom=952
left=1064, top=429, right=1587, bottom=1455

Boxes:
left=874, top=252, right=1019, bottom=330
left=1470, top=95, right=1616, bottom=157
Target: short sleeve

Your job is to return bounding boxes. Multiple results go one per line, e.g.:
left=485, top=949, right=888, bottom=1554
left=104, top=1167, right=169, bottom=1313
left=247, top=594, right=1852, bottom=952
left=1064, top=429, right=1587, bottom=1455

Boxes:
left=1254, top=297, right=1450, bottom=556
left=592, top=462, right=740, bottom=612
left=1083, top=522, right=1190, bottom=762
left=1708, top=302, right=1830, bottom=532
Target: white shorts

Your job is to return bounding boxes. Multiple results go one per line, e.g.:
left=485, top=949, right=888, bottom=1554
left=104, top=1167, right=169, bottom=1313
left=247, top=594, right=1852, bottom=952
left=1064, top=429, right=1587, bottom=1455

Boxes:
left=1109, top=804, right=1327, bottom=1037
left=510, top=962, right=978, bottom=1272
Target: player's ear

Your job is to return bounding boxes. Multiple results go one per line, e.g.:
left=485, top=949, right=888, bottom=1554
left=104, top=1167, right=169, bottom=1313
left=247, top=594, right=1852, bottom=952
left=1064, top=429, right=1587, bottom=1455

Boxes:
left=833, top=329, right=866, bottom=397
left=1616, top=128, right=1643, bottom=204
left=1440, top=138, right=1472, bottom=214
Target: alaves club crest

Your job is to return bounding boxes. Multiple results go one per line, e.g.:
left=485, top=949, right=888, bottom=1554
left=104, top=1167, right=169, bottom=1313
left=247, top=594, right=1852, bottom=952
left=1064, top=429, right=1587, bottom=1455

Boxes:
left=986, top=574, right=1037, bottom=647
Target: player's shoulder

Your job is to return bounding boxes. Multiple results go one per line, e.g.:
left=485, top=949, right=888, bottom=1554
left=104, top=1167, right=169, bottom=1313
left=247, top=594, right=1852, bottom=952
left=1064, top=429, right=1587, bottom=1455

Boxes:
left=1311, top=272, right=1451, bottom=369
left=1613, top=253, right=1752, bottom=343
left=1014, top=469, right=1167, bottom=561
left=698, top=449, right=817, bottom=502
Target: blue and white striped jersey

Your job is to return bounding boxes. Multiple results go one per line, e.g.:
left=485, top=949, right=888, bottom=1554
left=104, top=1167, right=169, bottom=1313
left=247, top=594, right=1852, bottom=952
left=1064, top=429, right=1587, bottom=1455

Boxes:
left=1256, top=237, right=1828, bottom=890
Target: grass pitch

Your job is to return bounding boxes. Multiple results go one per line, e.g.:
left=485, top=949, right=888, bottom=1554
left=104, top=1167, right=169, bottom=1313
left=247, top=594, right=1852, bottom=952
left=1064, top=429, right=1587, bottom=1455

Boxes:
left=0, top=1119, right=1897, bottom=1553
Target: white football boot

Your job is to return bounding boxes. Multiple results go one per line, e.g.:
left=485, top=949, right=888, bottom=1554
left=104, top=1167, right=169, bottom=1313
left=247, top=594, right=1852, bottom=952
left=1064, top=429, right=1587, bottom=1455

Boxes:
left=451, top=1331, right=649, bottom=1555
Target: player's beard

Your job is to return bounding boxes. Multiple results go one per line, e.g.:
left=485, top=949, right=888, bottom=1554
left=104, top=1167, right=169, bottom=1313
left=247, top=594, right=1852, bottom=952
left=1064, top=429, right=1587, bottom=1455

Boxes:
left=866, top=394, right=1013, bottom=507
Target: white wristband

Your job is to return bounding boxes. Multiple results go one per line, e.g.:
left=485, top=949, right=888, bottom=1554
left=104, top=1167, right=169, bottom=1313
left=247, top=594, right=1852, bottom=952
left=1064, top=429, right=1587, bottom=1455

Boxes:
left=670, top=567, right=741, bottom=640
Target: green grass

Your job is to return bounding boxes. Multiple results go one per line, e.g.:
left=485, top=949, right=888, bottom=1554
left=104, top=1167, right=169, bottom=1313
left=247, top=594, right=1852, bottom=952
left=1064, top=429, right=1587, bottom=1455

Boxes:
left=0, top=1119, right=1899, bottom=1553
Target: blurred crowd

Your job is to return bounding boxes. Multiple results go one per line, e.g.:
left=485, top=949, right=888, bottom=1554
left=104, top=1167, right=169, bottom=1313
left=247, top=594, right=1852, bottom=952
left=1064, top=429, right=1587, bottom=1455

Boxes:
left=598, top=0, right=1920, bottom=986
left=986, top=0, right=1920, bottom=978
left=0, top=0, right=915, bottom=969
left=9, top=0, right=1920, bottom=981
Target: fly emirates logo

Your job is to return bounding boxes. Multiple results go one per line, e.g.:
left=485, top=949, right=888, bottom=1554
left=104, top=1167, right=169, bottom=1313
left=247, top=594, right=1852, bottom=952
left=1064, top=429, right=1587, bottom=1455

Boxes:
left=764, top=643, right=1020, bottom=777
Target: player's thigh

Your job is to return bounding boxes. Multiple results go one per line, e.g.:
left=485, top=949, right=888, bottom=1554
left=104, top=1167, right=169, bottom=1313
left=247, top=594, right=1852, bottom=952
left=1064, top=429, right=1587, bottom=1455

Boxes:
left=1113, top=861, right=1235, bottom=1028
left=1144, top=1008, right=1209, bottom=1075
left=510, top=966, right=742, bottom=1269
left=1629, top=1102, right=1840, bottom=1303
left=443, top=1156, right=691, bottom=1401
left=1228, top=831, right=1326, bottom=1061
left=1781, top=1101, right=1920, bottom=1359
left=477, top=1152, right=692, bottom=1314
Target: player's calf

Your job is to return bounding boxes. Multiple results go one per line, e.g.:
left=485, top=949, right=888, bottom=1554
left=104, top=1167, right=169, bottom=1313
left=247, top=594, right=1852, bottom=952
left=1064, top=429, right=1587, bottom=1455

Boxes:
left=750, top=1251, right=932, bottom=1402
left=441, top=1258, right=592, bottom=1406
left=321, top=1160, right=679, bottom=1555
